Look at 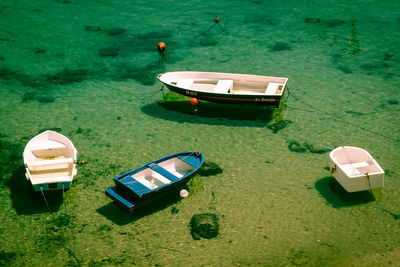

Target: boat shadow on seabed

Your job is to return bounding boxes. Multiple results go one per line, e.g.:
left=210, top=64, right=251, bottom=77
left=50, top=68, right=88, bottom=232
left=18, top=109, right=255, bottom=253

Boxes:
left=314, top=176, right=377, bottom=208
left=141, top=92, right=287, bottom=127
left=7, top=166, right=64, bottom=214
left=97, top=191, right=183, bottom=226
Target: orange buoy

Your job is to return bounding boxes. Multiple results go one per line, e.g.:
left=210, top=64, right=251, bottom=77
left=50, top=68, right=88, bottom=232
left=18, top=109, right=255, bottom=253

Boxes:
left=157, top=42, right=166, bottom=54
left=190, top=98, right=199, bottom=106
left=214, top=16, right=220, bottom=23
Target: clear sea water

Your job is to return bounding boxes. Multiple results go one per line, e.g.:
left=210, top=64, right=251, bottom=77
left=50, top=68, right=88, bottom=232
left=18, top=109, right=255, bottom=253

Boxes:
left=1, top=0, right=400, bottom=266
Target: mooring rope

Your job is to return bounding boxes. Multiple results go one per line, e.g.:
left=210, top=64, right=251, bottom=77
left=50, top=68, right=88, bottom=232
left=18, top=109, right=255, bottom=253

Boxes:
left=40, top=185, right=50, bottom=209
left=366, top=173, right=372, bottom=192
left=286, top=91, right=400, bottom=144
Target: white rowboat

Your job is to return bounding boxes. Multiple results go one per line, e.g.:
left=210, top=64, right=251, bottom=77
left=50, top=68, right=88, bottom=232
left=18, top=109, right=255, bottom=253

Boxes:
left=329, top=146, right=384, bottom=192
left=23, top=130, right=77, bottom=191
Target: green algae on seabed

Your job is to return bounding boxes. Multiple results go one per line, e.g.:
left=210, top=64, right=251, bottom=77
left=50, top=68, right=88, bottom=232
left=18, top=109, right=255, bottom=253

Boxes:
left=190, top=213, right=220, bottom=240
left=1, top=0, right=400, bottom=265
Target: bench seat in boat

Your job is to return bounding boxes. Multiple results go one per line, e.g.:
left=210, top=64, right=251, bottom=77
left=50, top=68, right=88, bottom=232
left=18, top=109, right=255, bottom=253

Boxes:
left=214, top=79, right=233, bottom=93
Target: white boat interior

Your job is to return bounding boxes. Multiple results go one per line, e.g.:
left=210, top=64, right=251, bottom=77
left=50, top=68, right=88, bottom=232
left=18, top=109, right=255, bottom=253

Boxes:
left=329, top=146, right=384, bottom=192
left=330, top=146, right=383, bottom=177
left=23, top=131, right=77, bottom=188
left=130, top=158, right=195, bottom=190
left=159, top=71, right=288, bottom=96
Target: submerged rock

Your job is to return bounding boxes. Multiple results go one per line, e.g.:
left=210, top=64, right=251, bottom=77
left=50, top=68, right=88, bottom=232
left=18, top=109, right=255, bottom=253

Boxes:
left=190, top=213, right=219, bottom=240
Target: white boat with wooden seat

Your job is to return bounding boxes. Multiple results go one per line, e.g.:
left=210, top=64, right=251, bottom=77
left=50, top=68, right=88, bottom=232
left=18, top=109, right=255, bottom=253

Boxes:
left=157, top=71, right=289, bottom=107
left=23, top=130, right=77, bottom=191
left=329, top=146, right=384, bottom=192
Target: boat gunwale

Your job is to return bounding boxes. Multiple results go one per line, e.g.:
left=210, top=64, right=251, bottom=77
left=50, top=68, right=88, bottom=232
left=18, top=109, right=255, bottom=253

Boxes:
left=114, top=151, right=204, bottom=190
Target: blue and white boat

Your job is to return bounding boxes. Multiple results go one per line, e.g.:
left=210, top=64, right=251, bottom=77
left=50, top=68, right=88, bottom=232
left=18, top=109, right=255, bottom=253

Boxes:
left=105, top=151, right=204, bottom=213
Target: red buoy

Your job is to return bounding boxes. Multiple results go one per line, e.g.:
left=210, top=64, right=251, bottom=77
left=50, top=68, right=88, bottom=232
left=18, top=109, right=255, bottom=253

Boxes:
left=158, top=42, right=166, bottom=54
left=214, top=16, right=220, bottom=23
left=190, top=98, right=199, bottom=106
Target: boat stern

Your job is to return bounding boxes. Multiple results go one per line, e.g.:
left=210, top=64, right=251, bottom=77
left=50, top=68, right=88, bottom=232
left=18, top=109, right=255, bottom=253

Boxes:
left=105, top=187, right=135, bottom=213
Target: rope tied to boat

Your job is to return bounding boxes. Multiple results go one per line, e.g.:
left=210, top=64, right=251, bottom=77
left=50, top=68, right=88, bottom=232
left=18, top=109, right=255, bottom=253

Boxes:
left=366, top=173, right=372, bottom=192
left=40, top=185, right=50, bottom=210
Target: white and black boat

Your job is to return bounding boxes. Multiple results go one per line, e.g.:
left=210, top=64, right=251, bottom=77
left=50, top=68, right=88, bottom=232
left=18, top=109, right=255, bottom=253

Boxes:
left=157, top=71, right=289, bottom=107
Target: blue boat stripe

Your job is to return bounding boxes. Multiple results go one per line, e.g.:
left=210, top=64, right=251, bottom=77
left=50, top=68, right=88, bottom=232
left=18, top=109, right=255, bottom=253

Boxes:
left=177, top=156, right=197, bottom=168
left=120, top=176, right=152, bottom=195
left=149, top=164, right=180, bottom=182
left=105, top=188, right=134, bottom=209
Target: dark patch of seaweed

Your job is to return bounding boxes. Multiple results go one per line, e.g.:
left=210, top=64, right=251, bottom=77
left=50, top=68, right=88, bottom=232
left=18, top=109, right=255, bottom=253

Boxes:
left=384, top=52, right=394, bottom=61
left=21, top=91, right=37, bottom=102
left=45, top=68, right=90, bottom=85
left=0, top=136, right=23, bottom=185
left=336, top=65, right=352, bottom=74
left=190, top=213, right=219, bottom=240
left=99, top=47, right=119, bottom=57
left=325, top=19, right=346, bottom=27
left=344, top=110, right=364, bottom=116
left=270, top=42, right=291, bottom=52
left=0, top=250, right=17, bottom=266
left=198, top=161, right=223, bottom=177
left=33, top=48, right=46, bottom=54
left=106, top=27, right=126, bottom=36
left=115, top=62, right=165, bottom=85
left=304, top=17, right=321, bottom=24
left=288, top=141, right=331, bottom=154
left=267, top=120, right=292, bottom=134
left=85, top=25, right=101, bottom=32
left=54, top=0, right=72, bottom=4
left=38, top=96, right=56, bottom=103
left=0, top=67, right=30, bottom=83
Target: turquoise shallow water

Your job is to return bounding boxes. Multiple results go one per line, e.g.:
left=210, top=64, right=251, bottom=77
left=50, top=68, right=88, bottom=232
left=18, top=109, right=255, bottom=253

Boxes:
left=1, top=0, right=400, bottom=266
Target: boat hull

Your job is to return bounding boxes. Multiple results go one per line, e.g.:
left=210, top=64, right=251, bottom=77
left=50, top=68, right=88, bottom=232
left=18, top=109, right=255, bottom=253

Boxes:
left=32, top=181, right=73, bottom=192
left=164, top=84, right=285, bottom=107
